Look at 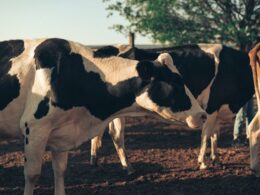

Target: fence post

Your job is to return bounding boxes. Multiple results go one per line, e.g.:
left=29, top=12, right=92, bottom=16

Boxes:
left=129, top=32, right=135, bottom=49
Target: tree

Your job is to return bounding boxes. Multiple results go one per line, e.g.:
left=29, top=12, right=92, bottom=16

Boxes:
left=103, top=0, right=260, bottom=51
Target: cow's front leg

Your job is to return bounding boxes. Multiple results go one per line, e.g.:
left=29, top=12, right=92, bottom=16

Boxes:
left=52, top=151, right=68, bottom=195
left=247, top=112, right=259, bottom=139
left=249, top=129, right=260, bottom=176
left=198, top=113, right=217, bottom=170
left=23, top=127, right=49, bottom=195
left=198, top=130, right=208, bottom=169
left=248, top=114, right=260, bottom=176
left=90, top=135, right=103, bottom=166
left=109, top=118, right=134, bottom=175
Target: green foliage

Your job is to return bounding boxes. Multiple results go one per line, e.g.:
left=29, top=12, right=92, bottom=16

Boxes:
left=103, top=0, right=260, bottom=50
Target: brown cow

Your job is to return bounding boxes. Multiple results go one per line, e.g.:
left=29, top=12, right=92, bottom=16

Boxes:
left=248, top=43, right=260, bottom=177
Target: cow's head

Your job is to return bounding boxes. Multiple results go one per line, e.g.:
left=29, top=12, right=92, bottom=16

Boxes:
left=135, top=53, right=206, bottom=128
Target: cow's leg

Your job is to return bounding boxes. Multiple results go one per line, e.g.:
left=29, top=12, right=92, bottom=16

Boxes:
left=247, top=112, right=259, bottom=139
left=210, top=125, right=220, bottom=163
left=23, top=128, right=49, bottom=195
left=108, top=117, right=134, bottom=175
left=198, top=131, right=208, bottom=170
left=248, top=113, right=260, bottom=176
left=198, top=113, right=217, bottom=169
left=90, top=135, right=103, bottom=166
left=52, top=151, right=68, bottom=195
left=249, top=128, right=260, bottom=176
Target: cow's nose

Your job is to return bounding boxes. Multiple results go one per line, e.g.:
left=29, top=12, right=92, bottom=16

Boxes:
left=200, top=113, right=207, bottom=123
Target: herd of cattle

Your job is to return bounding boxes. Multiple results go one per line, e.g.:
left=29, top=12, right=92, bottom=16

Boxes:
left=0, top=38, right=259, bottom=195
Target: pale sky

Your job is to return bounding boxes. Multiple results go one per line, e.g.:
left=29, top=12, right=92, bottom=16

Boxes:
left=0, top=0, right=153, bottom=45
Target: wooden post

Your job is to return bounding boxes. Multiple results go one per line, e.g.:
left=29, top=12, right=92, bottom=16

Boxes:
left=129, top=32, right=135, bottom=49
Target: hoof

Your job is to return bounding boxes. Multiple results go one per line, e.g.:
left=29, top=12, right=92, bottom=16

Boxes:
left=90, top=155, right=98, bottom=166
left=127, top=166, right=136, bottom=175
left=212, top=161, right=222, bottom=167
left=199, top=162, right=207, bottom=170
left=122, top=165, right=135, bottom=175
left=211, top=157, right=221, bottom=166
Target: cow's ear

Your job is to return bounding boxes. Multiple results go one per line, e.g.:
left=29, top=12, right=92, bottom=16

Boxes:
left=136, top=61, right=155, bottom=81
left=93, top=46, right=119, bottom=58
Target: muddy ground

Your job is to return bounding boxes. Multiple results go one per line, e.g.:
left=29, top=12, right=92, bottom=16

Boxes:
left=0, top=116, right=259, bottom=195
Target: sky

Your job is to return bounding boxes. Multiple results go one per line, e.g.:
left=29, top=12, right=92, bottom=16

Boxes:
left=0, top=0, right=153, bottom=45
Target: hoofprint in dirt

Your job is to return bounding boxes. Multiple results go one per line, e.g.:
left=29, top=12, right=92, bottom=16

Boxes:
left=0, top=117, right=259, bottom=195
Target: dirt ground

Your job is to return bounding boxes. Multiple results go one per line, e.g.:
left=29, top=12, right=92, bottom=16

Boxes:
left=0, top=116, right=259, bottom=195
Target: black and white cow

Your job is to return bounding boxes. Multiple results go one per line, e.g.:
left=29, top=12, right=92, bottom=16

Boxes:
left=91, top=44, right=254, bottom=172
left=0, top=38, right=206, bottom=195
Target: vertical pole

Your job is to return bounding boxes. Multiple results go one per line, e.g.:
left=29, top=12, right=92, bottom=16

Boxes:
left=129, top=32, right=135, bottom=49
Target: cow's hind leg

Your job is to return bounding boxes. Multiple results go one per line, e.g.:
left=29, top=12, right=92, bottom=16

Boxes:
left=198, top=113, right=217, bottom=169
left=52, top=151, right=68, bottom=195
left=210, top=125, right=220, bottom=164
left=90, top=135, right=103, bottom=166
left=23, top=127, right=49, bottom=195
left=109, top=118, right=134, bottom=175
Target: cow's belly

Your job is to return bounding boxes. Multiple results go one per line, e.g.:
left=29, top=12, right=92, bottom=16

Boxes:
left=47, top=123, right=82, bottom=152
left=46, top=107, right=105, bottom=152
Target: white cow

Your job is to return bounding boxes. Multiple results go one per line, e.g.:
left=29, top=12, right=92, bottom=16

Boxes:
left=0, top=38, right=206, bottom=195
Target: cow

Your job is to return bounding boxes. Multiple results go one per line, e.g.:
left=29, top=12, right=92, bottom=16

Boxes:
left=0, top=38, right=206, bottom=195
left=248, top=43, right=260, bottom=177
left=90, top=44, right=254, bottom=173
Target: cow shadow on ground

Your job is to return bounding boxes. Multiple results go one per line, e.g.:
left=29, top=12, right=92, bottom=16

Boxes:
left=81, top=174, right=260, bottom=195
left=0, top=155, right=165, bottom=195
left=1, top=160, right=255, bottom=195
